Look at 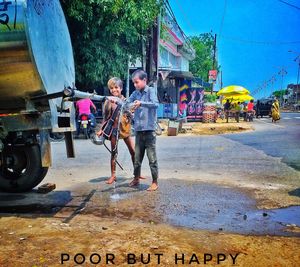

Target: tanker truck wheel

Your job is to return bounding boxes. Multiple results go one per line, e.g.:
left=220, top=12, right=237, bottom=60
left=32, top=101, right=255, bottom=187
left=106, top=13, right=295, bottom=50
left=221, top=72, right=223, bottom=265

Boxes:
left=0, top=145, right=48, bottom=193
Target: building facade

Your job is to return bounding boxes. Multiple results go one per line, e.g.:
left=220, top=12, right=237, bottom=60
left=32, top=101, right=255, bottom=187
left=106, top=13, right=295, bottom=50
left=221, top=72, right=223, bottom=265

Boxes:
left=129, top=8, right=196, bottom=118
left=157, top=11, right=195, bottom=118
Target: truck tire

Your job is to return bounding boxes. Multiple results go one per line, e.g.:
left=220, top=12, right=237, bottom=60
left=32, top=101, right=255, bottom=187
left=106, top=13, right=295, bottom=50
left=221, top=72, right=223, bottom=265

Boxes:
left=0, top=145, right=48, bottom=193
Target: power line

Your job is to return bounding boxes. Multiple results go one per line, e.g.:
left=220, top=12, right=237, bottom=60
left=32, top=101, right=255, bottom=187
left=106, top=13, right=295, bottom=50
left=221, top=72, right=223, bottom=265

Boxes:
left=219, top=0, right=228, bottom=36
left=278, top=0, right=300, bottom=11
left=172, top=0, right=196, bottom=33
left=164, top=0, right=189, bottom=40
left=163, top=0, right=193, bottom=47
left=219, top=35, right=300, bottom=45
left=252, top=68, right=288, bottom=97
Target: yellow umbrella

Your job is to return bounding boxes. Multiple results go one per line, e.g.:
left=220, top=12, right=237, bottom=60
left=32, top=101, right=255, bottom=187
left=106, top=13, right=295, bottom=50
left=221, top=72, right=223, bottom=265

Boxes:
left=222, top=94, right=254, bottom=103
left=217, top=85, right=250, bottom=96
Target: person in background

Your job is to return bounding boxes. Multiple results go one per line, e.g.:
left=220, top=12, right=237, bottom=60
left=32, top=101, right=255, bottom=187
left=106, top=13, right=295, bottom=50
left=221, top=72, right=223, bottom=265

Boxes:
left=239, top=102, right=244, bottom=112
left=242, top=102, right=248, bottom=121
left=247, top=99, right=255, bottom=113
left=246, top=99, right=255, bottom=121
left=223, top=99, right=231, bottom=122
left=224, top=99, right=231, bottom=111
left=75, top=97, right=96, bottom=137
left=234, top=102, right=242, bottom=122
left=162, top=91, right=172, bottom=103
left=271, top=98, right=280, bottom=123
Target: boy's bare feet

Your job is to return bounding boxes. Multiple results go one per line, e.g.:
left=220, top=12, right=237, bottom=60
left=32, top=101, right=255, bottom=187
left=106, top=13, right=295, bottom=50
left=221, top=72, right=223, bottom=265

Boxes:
left=106, top=176, right=116, bottom=184
left=146, top=182, right=158, bottom=191
left=129, top=178, right=140, bottom=187
left=139, top=176, right=146, bottom=179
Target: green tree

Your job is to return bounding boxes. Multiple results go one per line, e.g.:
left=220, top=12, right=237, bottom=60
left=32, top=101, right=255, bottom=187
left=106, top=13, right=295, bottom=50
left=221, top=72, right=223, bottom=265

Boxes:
left=273, top=90, right=287, bottom=98
left=189, top=33, right=218, bottom=84
left=60, top=0, right=161, bottom=90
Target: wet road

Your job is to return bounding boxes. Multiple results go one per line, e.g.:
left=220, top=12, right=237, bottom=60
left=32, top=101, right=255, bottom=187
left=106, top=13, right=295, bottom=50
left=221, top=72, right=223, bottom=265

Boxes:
left=1, top=115, right=300, bottom=238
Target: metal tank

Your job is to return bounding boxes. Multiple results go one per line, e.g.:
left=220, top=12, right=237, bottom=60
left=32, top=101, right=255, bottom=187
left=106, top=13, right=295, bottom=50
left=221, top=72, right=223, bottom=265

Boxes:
left=0, top=0, right=76, bottom=192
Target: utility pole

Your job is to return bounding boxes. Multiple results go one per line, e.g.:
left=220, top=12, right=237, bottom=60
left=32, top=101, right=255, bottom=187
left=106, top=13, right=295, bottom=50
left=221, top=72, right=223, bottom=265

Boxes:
left=220, top=70, right=223, bottom=90
left=295, top=57, right=300, bottom=103
left=145, top=26, right=154, bottom=84
left=146, top=14, right=160, bottom=91
left=288, top=50, right=300, bottom=104
left=153, top=13, right=161, bottom=95
left=211, top=34, right=217, bottom=94
left=126, top=57, right=130, bottom=99
left=212, top=34, right=217, bottom=70
left=278, top=67, right=287, bottom=106
left=141, top=41, right=144, bottom=71
left=296, top=55, right=300, bottom=104
left=271, top=76, right=276, bottom=98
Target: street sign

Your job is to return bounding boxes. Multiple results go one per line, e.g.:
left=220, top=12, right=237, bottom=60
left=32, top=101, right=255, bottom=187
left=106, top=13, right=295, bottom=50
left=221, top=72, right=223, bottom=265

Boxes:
left=209, top=70, right=217, bottom=83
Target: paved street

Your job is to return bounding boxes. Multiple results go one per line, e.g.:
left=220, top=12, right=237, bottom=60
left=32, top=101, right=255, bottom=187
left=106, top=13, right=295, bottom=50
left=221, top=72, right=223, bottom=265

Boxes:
left=1, top=116, right=300, bottom=266
left=42, top=112, right=300, bottom=206
left=2, top=114, right=299, bottom=223
left=226, top=112, right=300, bottom=171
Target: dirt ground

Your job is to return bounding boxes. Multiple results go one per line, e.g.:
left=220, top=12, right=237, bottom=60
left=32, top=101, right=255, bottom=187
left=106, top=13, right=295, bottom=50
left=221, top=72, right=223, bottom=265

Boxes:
left=1, top=119, right=299, bottom=267
left=0, top=179, right=299, bottom=267
left=0, top=214, right=299, bottom=267
left=159, top=119, right=253, bottom=136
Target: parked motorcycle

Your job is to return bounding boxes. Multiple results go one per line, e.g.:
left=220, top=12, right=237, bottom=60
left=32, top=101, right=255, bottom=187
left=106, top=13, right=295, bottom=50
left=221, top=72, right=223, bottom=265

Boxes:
left=78, top=114, right=94, bottom=139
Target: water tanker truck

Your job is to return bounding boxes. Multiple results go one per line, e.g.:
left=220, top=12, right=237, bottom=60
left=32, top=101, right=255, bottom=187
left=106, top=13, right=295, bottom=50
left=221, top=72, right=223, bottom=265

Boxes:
left=0, top=0, right=102, bottom=192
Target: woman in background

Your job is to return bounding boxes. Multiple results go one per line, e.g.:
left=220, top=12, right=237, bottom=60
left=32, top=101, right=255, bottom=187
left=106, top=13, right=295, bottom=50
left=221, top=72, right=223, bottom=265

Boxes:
left=271, top=98, right=280, bottom=123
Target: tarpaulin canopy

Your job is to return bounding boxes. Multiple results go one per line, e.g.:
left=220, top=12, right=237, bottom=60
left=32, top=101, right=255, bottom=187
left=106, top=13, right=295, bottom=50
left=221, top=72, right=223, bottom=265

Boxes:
left=222, top=94, right=254, bottom=103
left=217, top=85, right=250, bottom=96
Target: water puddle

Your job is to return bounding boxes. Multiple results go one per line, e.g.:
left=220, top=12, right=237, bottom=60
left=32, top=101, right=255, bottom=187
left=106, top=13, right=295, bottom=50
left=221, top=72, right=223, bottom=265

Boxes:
left=110, top=193, right=122, bottom=201
left=154, top=181, right=300, bottom=237
left=1, top=180, right=299, bottom=237
left=269, top=205, right=300, bottom=226
left=109, top=182, right=132, bottom=201
left=87, top=179, right=300, bottom=237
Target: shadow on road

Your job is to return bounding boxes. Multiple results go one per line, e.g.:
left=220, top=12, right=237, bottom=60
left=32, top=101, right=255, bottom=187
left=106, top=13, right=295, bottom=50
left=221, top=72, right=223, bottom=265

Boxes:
left=0, top=190, right=72, bottom=215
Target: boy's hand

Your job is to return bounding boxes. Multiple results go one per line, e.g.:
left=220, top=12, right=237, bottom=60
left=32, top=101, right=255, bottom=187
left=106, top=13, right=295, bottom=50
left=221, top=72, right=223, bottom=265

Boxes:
left=107, top=96, right=118, bottom=104
left=96, top=130, right=103, bottom=136
left=133, top=100, right=141, bottom=109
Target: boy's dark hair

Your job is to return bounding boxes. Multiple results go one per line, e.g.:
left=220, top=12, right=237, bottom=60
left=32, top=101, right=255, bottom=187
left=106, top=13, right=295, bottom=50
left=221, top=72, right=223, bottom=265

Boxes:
left=132, top=69, right=147, bottom=80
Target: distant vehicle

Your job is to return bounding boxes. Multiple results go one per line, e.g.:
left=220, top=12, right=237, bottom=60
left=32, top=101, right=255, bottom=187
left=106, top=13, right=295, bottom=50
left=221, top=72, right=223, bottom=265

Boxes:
left=77, top=114, right=94, bottom=139
left=255, top=98, right=273, bottom=118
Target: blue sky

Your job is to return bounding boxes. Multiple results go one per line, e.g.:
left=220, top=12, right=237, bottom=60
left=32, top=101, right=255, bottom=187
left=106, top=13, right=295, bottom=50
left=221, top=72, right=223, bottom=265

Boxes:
left=169, top=0, right=300, bottom=98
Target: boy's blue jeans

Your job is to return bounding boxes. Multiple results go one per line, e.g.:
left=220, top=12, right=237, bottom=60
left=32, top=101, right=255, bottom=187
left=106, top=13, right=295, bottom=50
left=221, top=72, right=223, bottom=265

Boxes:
left=134, top=131, right=158, bottom=183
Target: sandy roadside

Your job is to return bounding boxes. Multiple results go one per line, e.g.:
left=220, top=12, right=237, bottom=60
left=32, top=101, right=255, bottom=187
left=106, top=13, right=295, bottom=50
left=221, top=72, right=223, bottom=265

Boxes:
left=0, top=215, right=299, bottom=267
